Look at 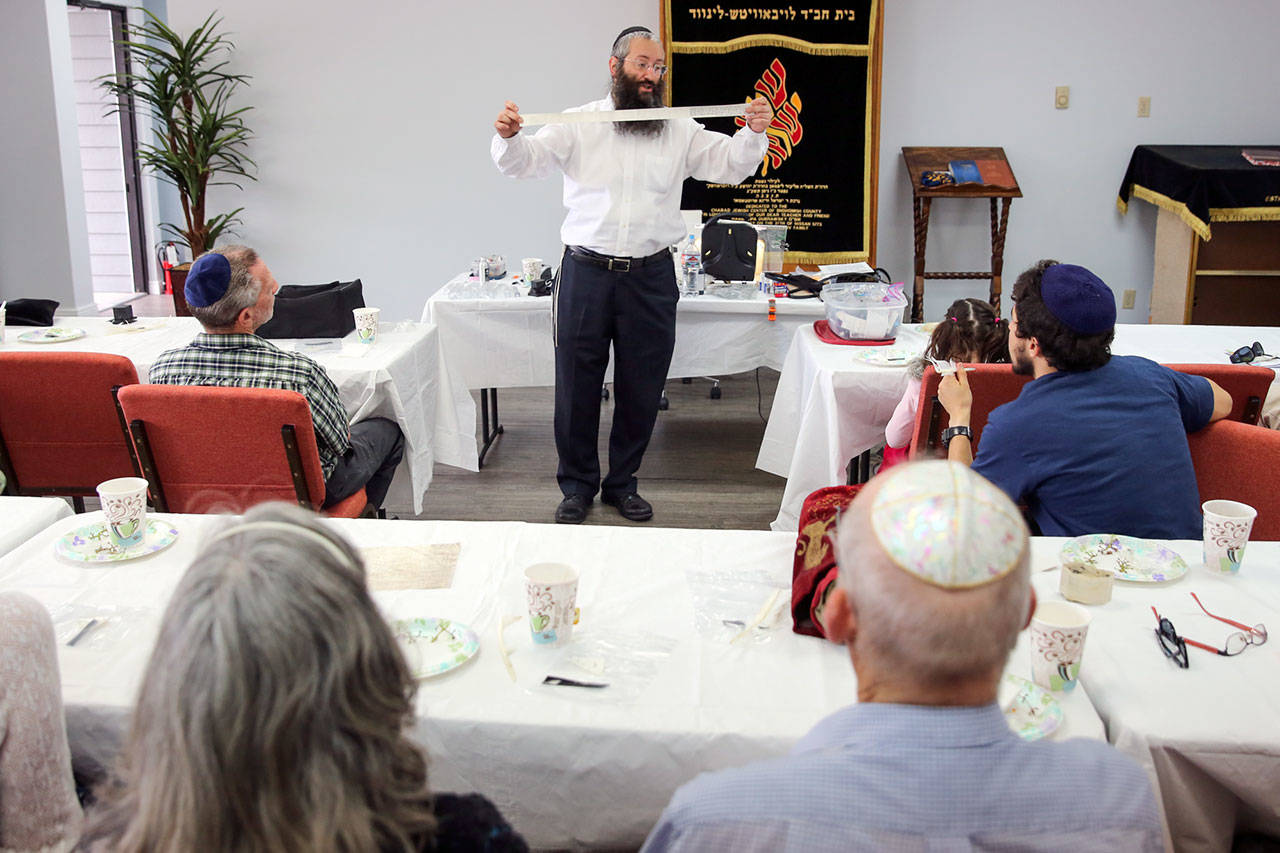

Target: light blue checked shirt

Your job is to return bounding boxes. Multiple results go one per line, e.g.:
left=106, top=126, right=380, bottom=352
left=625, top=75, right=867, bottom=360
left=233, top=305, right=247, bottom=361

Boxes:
left=642, top=703, right=1162, bottom=853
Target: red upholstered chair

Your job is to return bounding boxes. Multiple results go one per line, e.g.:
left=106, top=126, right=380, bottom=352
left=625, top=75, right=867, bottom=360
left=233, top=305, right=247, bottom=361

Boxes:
left=908, top=364, right=1031, bottom=460
left=1187, top=419, right=1280, bottom=540
left=1164, top=364, right=1275, bottom=425
left=115, top=385, right=366, bottom=518
left=0, top=352, right=140, bottom=511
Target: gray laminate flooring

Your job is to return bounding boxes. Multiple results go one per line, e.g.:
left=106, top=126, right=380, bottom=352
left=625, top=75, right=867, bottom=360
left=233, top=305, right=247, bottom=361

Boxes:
left=407, top=371, right=787, bottom=530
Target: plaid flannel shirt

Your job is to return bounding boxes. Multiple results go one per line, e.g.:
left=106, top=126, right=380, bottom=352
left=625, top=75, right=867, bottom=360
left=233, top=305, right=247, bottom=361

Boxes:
left=148, top=333, right=351, bottom=478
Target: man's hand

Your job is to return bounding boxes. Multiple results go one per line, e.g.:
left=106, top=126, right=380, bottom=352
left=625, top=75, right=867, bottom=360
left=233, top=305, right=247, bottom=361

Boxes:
left=744, top=96, right=772, bottom=133
left=937, top=364, right=973, bottom=423
left=494, top=101, right=523, bottom=139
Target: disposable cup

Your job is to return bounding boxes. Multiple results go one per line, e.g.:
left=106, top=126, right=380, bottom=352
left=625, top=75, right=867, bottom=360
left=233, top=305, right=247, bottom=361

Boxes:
left=353, top=307, right=380, bottom=344
left=1202, top=499, right=1257, bottom=574
left=522, top=257, right=543, bottom=283
left=1029, top=600, right=1091, bottom=692
left=97, top=476, right=149, bottom=548
left=524, top=562, right=579, bottom=647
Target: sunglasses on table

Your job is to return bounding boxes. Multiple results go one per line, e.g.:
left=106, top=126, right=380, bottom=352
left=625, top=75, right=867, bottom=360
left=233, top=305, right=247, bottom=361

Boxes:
left=1152, top=594, right=1268, bottom=668
left=1229, top=341, right=1275, bottom=364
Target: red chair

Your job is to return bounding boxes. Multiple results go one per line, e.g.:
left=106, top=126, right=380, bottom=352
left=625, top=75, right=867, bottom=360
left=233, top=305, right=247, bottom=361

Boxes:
left=908, top=364, right=1031, bottom=459
left=1187, top=419, right=1280, bottom=540
left=1165, top=364, right=1274, bottom=425
left=115, top=385, right=366, bottom=518
left=0, top=352, right=139, bottom=511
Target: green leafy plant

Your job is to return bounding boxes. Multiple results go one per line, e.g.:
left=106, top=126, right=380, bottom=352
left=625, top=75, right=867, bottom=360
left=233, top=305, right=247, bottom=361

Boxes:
left=101, top=10, right=255, bottom=258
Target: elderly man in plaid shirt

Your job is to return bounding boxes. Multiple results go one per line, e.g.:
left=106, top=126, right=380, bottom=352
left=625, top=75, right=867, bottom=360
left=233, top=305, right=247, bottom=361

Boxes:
left=149, top=246, right=403, bottom=512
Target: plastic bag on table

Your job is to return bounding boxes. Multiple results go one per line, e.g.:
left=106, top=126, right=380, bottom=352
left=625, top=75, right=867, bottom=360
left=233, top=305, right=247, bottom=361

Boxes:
left=686, top=567, right=788, bottom=645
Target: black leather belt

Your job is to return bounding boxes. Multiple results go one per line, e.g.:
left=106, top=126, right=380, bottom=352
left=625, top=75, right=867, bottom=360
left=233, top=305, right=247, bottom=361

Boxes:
left=566, top=246, right=672, bottom=273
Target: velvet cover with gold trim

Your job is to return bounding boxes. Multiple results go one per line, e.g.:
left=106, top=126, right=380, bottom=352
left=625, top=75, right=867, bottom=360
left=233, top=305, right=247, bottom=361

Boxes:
left=1117, top=145, right=1280, bottom=242
left=664, top=0, right=881, bottom=264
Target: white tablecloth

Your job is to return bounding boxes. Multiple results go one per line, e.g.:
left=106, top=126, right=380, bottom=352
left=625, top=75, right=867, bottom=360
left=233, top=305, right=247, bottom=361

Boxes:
left=0, top=318, right=443, bottom=513
left=760, top=323, right=1280, bottom=531
left=0, top=496, right=72, bottom=558
left=423, top=274, right=828, bottom=470
left=1, top=514, right=1102, bottom=850
left=1030, top=538, right=1280, bottom=853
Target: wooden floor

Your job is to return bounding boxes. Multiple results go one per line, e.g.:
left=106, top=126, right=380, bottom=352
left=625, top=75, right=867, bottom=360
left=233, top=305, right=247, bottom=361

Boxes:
left=409, top=371, right=787, bottom=530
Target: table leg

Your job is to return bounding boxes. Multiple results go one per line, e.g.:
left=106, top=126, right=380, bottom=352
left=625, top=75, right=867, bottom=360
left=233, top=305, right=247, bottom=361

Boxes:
left=478, top=387, right=504, bottom=468
left=912, top=197, right=932, bottom=323
left=989, top=198, right=1012, bottom=316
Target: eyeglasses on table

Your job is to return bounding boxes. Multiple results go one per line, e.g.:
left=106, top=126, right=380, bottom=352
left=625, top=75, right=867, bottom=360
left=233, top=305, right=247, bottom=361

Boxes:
left=1153, top=594, right=1267, bottom=669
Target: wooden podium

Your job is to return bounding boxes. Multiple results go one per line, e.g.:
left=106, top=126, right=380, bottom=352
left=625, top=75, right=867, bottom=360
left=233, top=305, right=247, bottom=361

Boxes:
left=902, top=147, right=1021, bottom=322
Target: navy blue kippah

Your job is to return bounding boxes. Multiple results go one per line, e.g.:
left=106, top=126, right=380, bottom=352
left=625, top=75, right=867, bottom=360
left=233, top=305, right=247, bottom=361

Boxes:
left=1040, top=263, right=1116, bottom=335
left=184, top=252, right=232, bottom=308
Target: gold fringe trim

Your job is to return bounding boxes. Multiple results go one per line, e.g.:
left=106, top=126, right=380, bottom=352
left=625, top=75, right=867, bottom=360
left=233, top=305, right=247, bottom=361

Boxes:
left=1130, top=185, right=1212, bottom=241
left=787, top=251, right=870, bottom=265
left=671, top=35, right=869, bottom=56
left=1208, top=206, right=1280, bottom=223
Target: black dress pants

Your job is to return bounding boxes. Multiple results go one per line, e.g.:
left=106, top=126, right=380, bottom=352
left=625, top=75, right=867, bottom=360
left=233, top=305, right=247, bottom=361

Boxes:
left=553, top=248, right=677, bottom=500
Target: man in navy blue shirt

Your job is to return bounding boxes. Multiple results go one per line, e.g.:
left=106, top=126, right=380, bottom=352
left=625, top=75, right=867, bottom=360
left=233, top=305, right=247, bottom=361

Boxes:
left=938, top=260, right=1231, bottom=538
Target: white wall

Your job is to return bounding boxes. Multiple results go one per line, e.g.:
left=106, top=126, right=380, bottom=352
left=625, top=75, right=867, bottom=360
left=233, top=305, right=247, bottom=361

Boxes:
left=0, top=0, right=95, bottom=314
left=159, top=0, right=1280, bottom=322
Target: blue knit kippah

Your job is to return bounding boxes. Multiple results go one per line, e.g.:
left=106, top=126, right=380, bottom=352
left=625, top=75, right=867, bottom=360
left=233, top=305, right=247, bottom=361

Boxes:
left=184, top=253, right=232, bottom=308
left=1040, top=264, right=1116, bottom=335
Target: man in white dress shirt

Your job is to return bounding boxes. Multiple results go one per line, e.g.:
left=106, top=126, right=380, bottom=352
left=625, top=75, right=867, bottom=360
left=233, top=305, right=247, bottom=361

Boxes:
left=492, top=26, right=770, bottom=524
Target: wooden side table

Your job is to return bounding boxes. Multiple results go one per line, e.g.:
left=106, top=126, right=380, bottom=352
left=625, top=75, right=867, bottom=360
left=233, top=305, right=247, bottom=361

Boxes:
left=901, top=147, right=1022, bottom=321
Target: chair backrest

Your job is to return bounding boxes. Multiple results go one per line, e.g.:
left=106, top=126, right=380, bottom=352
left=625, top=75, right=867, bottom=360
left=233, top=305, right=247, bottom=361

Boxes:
left=1164, top=363, right=1274, bottom=425
left=1187, top=419, right=1280, bottom=540
left=0, top=352, right=139, bottom=496
left=908, top=364, right=1032, bottom=459
left=115, top=384, right=328, bottom=514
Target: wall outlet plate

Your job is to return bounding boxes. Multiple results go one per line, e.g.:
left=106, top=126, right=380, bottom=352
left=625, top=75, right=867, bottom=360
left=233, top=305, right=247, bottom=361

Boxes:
left=1122, top=289, right=1136, bottom=309
left=1137, top=96, right=1151, bottom=118
left=1055, top=86, right=1070, bottom=109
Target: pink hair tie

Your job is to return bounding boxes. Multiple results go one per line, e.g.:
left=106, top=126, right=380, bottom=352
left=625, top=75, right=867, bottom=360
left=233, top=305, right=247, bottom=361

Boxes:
left=949, top=317, right=958, bottom=322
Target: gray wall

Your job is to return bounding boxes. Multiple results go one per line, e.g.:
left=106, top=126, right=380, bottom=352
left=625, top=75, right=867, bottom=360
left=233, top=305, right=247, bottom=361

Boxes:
left=0, top=0, right=95, bottom=314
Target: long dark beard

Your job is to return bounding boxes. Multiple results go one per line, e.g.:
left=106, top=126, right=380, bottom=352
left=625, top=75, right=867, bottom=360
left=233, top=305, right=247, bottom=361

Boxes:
left=611, top=71, right=666, bottom=138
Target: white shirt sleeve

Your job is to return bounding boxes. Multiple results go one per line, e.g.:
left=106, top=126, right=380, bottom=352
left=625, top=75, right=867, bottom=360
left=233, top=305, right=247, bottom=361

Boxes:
left=884, top=375, right=922, bottom=449
left=686, top=124, right=768, bottom=185
left=490, top=125, right=574, bottom=180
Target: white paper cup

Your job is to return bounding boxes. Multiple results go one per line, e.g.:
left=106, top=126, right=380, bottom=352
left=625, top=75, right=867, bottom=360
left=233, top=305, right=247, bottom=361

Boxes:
left=353, top=307, right=380, bottom=344
left=97, top=476, right=149, bottom=548
left=525, top=562, right=579, bottom=647
left=521, top=257, right=543, bottom=283
left=1029, top=601, right=1091, bottom=692
left=1202, top=499, right=1257, bottom=574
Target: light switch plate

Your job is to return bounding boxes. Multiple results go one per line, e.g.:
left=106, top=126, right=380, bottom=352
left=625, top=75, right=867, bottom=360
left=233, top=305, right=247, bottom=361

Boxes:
left=1122, top=289, right=1136, bottom=309
left=1055, top=86, right=1070, bottom=109
left=1137, top=96, right=1151, bottom=118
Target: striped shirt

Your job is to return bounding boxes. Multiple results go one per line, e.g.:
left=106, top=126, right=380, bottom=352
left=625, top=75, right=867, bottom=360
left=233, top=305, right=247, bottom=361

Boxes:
left=642, top=703, right=1163, bottom=853
left=148, top=333, right=350, bottom=478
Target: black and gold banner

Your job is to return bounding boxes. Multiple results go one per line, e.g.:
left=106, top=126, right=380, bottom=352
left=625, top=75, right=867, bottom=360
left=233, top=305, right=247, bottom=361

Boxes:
left=664, top=0, right=881, bottom=264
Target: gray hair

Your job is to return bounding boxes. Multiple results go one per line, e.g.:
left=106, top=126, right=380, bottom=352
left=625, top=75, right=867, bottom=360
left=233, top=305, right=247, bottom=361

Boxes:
left=189, top=244, right=263, bottom=329
left=612, top=28, right=658, bottom=61
left=82, top=503, right=436, bottom=851
left=835, top=476, right=1031, bottom=682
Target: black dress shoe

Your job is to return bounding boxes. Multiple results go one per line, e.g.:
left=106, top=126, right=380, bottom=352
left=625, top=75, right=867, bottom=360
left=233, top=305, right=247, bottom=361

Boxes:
left=555, top=494, right=590, bottom=524
left=602, top=492, right=653, bottom=522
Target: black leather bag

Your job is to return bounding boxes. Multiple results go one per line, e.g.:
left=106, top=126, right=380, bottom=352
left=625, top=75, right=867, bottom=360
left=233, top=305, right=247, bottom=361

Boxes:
left=701, top=212, right=757, bottom=282
left=4, top=298, right=59, bottom=326
left=256, top=279, right=364, bottom=339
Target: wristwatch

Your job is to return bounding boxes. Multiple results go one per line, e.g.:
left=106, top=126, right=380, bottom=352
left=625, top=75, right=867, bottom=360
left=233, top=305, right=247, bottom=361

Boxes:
left=941, top=425, right=973, bottom=448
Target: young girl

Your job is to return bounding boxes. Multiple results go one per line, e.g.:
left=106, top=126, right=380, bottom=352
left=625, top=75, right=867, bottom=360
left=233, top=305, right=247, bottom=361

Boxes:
left=882, top=297, right=1009, bottom=468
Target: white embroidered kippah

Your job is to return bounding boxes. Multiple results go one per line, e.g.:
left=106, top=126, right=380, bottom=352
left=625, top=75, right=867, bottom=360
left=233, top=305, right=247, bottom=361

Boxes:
left=869, top=461, right=1027, bottom=588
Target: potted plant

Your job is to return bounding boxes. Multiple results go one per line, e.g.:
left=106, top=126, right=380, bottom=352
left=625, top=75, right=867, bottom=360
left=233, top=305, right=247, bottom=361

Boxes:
left=102, top=10, right=255, bottom=314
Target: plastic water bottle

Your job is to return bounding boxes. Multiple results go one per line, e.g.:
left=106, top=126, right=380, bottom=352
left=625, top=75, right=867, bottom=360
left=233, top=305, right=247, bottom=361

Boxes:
left=679, top=234, right=703, bottom=296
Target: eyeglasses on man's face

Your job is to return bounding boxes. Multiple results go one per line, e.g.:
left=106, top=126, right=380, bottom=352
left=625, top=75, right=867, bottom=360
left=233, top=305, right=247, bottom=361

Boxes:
left=623, top=58, right=668, bottom=77
left=1229, top=341, right=1274, bottom=364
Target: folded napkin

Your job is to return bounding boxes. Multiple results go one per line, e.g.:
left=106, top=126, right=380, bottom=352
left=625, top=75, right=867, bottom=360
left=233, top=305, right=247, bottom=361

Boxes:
left=361, top=543, right=460, bottom=590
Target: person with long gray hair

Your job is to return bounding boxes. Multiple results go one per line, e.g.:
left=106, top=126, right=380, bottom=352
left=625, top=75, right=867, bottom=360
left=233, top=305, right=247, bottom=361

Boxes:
left=149, top=246, right=405, bottom=513
left=80, top=504, right=526, bottom=852
left=644, top=462, right=1162, bottom=852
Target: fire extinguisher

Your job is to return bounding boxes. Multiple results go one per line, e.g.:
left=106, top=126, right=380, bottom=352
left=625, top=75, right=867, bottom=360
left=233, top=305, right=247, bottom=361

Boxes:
left=154, top=242, right=179, bottom=294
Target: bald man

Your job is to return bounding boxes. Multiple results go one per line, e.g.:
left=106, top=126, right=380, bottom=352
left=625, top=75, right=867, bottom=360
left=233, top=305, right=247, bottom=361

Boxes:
left=643, top=463, right=1162, bottom=852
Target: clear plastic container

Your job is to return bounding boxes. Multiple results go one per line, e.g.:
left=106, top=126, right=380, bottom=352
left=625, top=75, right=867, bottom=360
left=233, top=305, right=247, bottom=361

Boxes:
left=822, top=282, right=908, bottom=340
